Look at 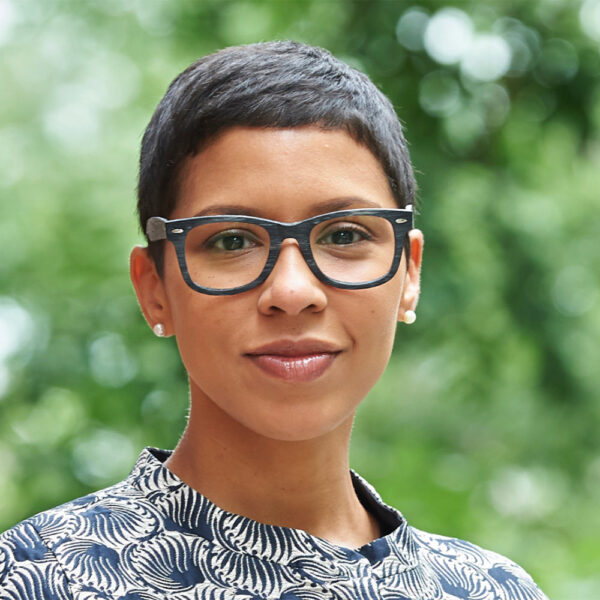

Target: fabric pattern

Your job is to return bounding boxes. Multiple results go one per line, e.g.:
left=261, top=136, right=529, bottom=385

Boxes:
left=0, top=448, right=548, bottom=599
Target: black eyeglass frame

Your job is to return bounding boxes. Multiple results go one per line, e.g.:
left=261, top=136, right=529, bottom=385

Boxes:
left=146, top=207, right=414, bottom=295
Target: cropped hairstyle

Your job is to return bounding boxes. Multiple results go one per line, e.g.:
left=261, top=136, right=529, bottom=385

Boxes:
left=137, top=41, right=417, bottom=274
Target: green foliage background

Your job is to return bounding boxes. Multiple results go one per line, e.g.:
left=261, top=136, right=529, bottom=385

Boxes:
left=1, top=1, right=599, bottom=597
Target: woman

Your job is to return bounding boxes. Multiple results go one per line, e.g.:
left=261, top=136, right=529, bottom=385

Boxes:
left=0, top=41, right=547, bottom=599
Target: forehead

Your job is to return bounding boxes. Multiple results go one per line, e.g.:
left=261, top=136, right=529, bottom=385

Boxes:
left=173, top=126, right=397, bottom=220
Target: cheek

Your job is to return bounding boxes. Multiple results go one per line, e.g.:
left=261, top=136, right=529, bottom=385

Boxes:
left=162, top=276, right=224, bottom=368
left=167, top=287, right=251, bottom=380
left=173, top=298, right=226, bottom=348
left=365, top=275, right=403, bottom=333
left=363, top=302, right=399, bottom=364
left=344, top=282, right=403, bottom=376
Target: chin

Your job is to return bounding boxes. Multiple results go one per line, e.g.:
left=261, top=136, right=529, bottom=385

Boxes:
left=188, top=375, right=360, bottom=444
left=241, top=410, right=354, bottom=443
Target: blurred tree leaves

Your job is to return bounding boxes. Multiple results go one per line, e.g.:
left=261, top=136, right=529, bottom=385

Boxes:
left=0, top=1, right=599, bottom=598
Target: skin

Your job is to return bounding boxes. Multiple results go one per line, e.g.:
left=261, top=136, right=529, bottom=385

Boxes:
left=130, top=126, right=423, bottom=549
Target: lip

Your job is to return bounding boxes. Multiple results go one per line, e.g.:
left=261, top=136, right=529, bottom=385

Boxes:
left=244, top=339, right=343, bottom=382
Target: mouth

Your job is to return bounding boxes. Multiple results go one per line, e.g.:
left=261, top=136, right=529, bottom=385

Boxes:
left=244, top=339, right=343, bottom=382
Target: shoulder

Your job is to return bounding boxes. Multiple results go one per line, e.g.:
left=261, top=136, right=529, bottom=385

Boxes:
left=0, top=477, right=139, bottom=599
left=409, top=526, right=549, bottom=600
left=0, top=517, right=72, bottom=599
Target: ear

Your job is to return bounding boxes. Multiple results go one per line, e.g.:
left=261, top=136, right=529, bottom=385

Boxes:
left=130, top=245, right=174, bottom=337
left=398, top=229, right=424, bottom=323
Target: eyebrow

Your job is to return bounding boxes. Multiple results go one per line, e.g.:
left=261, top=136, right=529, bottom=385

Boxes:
left=193, top=204, right=263, bottom=217
left=192, top=197, right=382, bottom=218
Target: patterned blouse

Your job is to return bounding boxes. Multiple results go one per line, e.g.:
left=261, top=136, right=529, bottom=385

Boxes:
left=0, top=448, right=548, bottom=599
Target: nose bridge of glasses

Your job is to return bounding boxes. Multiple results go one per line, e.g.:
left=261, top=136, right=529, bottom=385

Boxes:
left=266, top=222, right=318, bottom=283
left=261, top=243, right=325, bottom=300
left=269, top=220, right=312, bottom=259
left=273, top=237, right=312, bottom=268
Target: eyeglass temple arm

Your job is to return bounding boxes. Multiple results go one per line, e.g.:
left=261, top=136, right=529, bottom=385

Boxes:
left=146, top=217, right=167, bottom=242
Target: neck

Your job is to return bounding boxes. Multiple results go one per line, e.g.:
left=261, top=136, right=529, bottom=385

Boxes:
left=164, top=385, right=380, bottom=549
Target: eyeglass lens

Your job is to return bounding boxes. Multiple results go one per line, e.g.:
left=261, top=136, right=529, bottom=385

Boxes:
left=183, top=214, right=396, bottom=290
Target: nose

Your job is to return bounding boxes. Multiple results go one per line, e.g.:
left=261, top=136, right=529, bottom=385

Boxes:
left=256, top=239, right=328, bottom=316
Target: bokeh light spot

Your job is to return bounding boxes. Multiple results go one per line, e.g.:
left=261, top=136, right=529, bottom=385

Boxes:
left=89, top=333, right=137, bottom=388
left=72, top=429, right=136, bottom=485
left=0, top=0, right=16, bottom=45
left=461, top=34, right=512, bottom=81
left=43, top=98, right=101, bottom=154
left=12, top=388, right=84, bottom=445
left=580, top=0, right=600, bottom=42
left=536, top=39, right=579, bottom=85
left=0, top=297, right=35, bottom=397
left=424, top=8, right=473, bottom=65
left=419, top=70, right=462, bottom=117
left=0, top=298, right=34, bottom=361
left=132, top=1, right=174, bottom=36
left=488, top=466, right=566, bottom=521
left=552, top=265, right=599, bottom=317
left=396, top=7, right=429, bottom=52
left=474, top=83, right=511, bottom=128
left=442, top=104, right=486, bottom=155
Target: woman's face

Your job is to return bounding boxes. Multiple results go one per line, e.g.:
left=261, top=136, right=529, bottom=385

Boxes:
left=132, top=126, right=423, bottom=442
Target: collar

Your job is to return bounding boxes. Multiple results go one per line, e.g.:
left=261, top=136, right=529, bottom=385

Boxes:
left=128, top=447, right=419, bottom=579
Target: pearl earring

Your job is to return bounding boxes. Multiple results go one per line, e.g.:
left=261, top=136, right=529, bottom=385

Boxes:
left=153, top=323, right=165, bottom=337
left=403, top=310, right=416, bottom=325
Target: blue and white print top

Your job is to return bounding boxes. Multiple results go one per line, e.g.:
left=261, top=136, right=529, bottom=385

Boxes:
left=0, top=448, right=547, bottom=599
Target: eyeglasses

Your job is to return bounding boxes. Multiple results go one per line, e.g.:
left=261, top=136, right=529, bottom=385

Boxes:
left=146, top=207, right=413, bottom=295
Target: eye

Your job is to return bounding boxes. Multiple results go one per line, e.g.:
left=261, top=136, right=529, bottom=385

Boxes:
left=316, top=224, right=372, bottom=246
left=205, top=229, right=262, bottom=251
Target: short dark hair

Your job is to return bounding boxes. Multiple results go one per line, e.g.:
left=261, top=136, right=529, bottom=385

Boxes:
left=137, top=40, right=417, bottom=273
